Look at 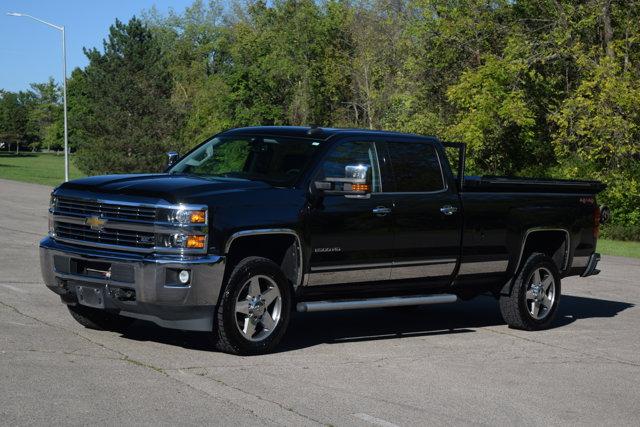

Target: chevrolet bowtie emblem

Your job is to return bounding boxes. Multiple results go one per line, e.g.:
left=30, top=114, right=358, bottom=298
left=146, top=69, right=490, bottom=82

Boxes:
left=85, top=216, right=107, bottom=231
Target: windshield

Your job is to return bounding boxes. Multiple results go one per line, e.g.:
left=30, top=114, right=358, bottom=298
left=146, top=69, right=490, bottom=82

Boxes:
left=168, top=136, right=321, bottom=185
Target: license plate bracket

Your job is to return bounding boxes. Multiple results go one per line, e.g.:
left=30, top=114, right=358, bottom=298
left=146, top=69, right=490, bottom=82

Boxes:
left=76, top=286, right=105, bottom=309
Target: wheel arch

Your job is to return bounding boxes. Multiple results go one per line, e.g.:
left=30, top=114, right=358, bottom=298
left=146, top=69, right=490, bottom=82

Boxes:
left=514, top=228, right=570, bottom=275
left=223, top=229, right=303, bottom=290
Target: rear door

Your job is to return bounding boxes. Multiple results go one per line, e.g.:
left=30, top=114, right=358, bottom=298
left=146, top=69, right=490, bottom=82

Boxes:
left=384, top=139, right=462, bottom=283
left=305, top=138, right=396, bottom=286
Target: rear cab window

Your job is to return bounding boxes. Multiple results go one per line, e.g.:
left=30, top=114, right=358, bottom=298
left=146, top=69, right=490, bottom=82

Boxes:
left=386, top=140, right=445, bottom=192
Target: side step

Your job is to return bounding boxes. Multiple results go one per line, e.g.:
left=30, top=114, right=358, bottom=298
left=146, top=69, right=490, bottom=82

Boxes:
left=296, top=294, right=458, bottom=313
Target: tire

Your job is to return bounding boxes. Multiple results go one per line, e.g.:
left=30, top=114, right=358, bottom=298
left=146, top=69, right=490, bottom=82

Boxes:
left=214, top=257, right=292, bottom=355
left=499, top=253, right=561, bottom=330
left=67, top=304, right=134, bottom=331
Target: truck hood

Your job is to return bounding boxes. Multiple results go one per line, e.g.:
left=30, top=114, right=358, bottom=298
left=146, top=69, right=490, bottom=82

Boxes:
left=57, top=173, right=271, bottom=202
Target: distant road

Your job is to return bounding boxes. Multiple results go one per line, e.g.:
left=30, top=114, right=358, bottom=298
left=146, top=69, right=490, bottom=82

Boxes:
left=1, top=178, right=639, bottom=425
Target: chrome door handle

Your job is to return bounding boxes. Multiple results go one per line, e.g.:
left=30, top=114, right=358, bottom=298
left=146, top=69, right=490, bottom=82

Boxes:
left=372, top=206, right=392, bottom=217
left=440, top=205, right=458, bottom=215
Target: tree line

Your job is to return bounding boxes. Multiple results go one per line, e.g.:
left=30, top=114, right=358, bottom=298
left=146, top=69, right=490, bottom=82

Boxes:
left=0, top=78, right=63, bottom=152
left=0, top=0, right=639, bottom=230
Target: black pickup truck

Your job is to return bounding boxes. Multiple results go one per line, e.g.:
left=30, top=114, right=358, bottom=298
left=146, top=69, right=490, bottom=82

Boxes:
left=40, top=126, right=606, bottom=354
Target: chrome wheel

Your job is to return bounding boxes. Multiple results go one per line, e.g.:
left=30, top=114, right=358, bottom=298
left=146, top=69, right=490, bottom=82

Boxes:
left=234, top=275, right=282, bottom=342
left=525, top=267, right=556, bottom=320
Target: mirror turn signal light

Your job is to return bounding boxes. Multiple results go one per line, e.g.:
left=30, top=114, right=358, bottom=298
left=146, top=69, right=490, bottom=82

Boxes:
left=350, top=183, right=370, bottom=192
left=186, top=235, right=206, bottom=249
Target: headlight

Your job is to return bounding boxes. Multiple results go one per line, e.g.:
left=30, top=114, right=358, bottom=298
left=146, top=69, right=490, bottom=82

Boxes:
left=171, top=208, right=207, bottom=224
left=159, top=205, right=208, bottom=252
left=49, top=194, right=57, bottom=212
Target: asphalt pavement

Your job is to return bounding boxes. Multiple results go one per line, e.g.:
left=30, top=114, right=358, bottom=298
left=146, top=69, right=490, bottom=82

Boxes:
left=0, top=178, right=638, bottom=426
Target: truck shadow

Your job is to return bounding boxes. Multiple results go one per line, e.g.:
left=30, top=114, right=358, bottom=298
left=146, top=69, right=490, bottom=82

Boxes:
left=118, top=294, right=633, bottom=353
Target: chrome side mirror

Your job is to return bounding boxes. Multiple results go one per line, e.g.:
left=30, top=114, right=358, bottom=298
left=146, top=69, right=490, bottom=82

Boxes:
left=314, top=164, right=372, bottom=196
left=167, top=151, right=179, bottom=168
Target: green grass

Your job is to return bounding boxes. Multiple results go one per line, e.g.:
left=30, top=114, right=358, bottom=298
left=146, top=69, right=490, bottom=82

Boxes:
left=0, top=152, right=84, bottom=187
left=598, top=239, right=640, bottom=259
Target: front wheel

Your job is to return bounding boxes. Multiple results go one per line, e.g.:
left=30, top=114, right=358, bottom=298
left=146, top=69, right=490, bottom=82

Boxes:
left=499, top=253, right=561, bottom=330
left=214, top=257, right=292, bottom=355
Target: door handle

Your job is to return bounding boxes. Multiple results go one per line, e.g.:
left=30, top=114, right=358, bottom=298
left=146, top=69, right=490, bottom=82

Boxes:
left=440, top=205, right=458, bottom=215
left=372, top=206, right=392, bottom=217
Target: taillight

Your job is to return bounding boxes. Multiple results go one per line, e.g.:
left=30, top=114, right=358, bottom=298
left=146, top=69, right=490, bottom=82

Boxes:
left=593, top=205, right=601, bottom=239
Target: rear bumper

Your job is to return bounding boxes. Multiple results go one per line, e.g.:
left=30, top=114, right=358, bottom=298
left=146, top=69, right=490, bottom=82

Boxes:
left=39, top=237, right=226, bottom=331
left=581, top=253, right=601, bottom=277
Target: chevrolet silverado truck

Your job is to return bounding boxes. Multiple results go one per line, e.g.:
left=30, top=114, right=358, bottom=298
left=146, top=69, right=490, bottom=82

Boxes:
left=40, top=126, right=606, bottom=355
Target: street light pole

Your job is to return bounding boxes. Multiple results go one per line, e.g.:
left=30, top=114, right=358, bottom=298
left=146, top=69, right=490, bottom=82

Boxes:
left=7, top=12, right=69, bottom=182
left=61, top=26, right=69, bottom=182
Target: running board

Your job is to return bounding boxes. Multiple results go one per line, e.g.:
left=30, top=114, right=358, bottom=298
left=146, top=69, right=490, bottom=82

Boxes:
left=296, top=294, right=458, bottom=313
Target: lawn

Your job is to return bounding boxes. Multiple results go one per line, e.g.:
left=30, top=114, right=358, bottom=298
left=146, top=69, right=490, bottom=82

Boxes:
left=0, top=152, right=84, bottom=187
left=597, top=239, right=640, bottom=259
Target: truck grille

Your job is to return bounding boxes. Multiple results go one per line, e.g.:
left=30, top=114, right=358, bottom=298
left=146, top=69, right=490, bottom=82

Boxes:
left=56, top=197, right=157, bottom=222
left=54, top=222, right=156, bottom=249
left=50, top=195, right=207, bottom=254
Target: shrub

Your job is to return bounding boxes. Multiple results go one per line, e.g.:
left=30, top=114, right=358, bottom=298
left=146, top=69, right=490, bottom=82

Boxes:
left=600, top=224, right=640, bottom=242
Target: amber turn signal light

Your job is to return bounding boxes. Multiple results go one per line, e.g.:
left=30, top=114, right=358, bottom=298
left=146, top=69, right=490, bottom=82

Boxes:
left=189, top=210, right=206, bottom=223
left=351, top=183, right=370, bottom=192
left=186, top=235, right=206, bottom=249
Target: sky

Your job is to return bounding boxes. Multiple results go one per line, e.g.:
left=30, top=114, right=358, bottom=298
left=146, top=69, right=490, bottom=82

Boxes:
left=0, top=0, right=195, bottom=92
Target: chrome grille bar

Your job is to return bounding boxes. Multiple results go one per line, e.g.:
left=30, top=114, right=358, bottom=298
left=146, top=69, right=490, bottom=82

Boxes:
left=54, top=223, right=155, bottom=249
left=56, top=197, right=157, bottom=221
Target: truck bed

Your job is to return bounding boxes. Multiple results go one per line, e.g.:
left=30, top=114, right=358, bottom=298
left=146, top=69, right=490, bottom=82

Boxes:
left=462, top=176, right=606, bottom=194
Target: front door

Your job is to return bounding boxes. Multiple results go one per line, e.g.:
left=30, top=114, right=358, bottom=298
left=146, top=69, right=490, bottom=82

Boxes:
left=384, top=139, right=462, bottom=283
left=306, top=139, right=396, bottom=286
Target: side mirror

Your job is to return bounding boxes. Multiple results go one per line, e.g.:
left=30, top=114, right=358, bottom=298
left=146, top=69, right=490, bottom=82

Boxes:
left=167, top=151, right=179, bottom=168
left=314, top=164, right=372, bottom=196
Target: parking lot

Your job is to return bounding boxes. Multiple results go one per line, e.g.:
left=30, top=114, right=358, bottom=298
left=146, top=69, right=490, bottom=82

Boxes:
left=0, top=178, right=638, bottom=426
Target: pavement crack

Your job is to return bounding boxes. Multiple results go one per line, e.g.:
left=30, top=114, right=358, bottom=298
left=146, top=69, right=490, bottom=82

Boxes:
left=171, top=368, right=325, bottom=425
left=0, top=299, right=121, bottom=356
left=0, top=225, right=44, bottom=237
left=206, top=373, right=325, bottom=425
left=122, top=356, right=166, bottom=374
left=0, top=298, right=164, bottom=372
left=483, top=327, right=640, bottom=367
left=0, top=281, right=42, bottom=285
left=1, top=348, right=125, bottom=362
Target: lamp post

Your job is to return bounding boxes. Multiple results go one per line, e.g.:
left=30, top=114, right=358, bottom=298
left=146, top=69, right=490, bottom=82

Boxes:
left=7, top=12, right=69, bottom=182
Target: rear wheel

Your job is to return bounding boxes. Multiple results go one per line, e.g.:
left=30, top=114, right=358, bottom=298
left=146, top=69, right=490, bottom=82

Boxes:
left=67, top=304, right=134, bottom=331
left=499, top=253, right=561, bottom=330
left=214, top=257, right=292, bottom=355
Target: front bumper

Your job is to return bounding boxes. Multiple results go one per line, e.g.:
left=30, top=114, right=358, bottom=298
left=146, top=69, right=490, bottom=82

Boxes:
left=39, top=237, right=226, bottom=331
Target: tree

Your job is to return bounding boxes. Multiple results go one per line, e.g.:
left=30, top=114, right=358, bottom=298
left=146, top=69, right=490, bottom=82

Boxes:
left=73, top=17, right=182, bottom=174
left=27, top=77, right=62, bottom=150
left=0, top=91, right=30, bottom=151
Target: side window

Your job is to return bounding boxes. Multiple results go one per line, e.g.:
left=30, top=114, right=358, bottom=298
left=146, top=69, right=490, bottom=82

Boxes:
left=387, top=141, right=445, bottom=192
left=318, top=141, right=382, bottom=192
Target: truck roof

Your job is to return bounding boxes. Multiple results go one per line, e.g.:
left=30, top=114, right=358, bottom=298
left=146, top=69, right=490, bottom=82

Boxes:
left=219, top=126, right=440, bottom=143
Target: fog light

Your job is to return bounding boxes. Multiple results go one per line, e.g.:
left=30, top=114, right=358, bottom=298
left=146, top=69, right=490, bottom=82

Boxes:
left=178, top=270, right=190, bottom=284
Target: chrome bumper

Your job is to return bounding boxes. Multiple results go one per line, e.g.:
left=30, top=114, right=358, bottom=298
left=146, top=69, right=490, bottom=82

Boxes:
left=39, top=237, right=226, bottom=331
left=581, top=253, right=601, bottom=277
